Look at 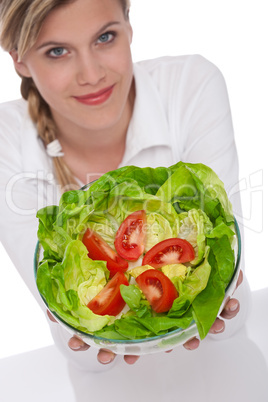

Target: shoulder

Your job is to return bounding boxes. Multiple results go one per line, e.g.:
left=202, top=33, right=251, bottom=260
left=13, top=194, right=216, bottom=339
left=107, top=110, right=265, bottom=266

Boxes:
left=136, top=54, right=221, bottom=73
left=134, top=55, right=228, bottom=115
left=0, top=98, right=28, bottom=115
left=135, top=54, right=224, bottom=87
left=0, top=98, right=29, bottom=130
left=0, top=98, right=52, bottom=177
left=0, top=98, right=38, bottom=158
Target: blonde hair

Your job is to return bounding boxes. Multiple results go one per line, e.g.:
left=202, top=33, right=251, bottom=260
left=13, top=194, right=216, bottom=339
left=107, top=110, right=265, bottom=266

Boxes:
left=0, top=0, right=131, bottom=192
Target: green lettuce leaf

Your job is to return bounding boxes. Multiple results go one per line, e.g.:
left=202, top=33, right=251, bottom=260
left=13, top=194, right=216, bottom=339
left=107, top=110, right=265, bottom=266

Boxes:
left=159, top=162, right=233, bottom=224
left=168, top=247, right=211, bottom=319
left=177, top=209, right=213, bottom=265
left=36, top=240, right=112, bottom=333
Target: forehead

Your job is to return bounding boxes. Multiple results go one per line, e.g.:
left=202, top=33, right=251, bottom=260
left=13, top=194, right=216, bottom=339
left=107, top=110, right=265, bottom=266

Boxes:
left=35, top=0, right=124, bottom=42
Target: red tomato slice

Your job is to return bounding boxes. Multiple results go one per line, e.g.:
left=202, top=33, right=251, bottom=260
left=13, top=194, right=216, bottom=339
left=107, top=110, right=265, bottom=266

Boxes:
left=135, top=270, right=178, bottom=313
left=142, top=238, right=195, bottom=268
left=82, top=228, right=128, bottom=277
left=114, top=210, right=146, bottom=261
left=87, top=272, right=129, bottom=316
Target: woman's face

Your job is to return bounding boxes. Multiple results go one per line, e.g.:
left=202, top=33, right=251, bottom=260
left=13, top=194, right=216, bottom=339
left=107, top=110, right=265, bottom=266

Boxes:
left=16, top=0, right=134, bottom=134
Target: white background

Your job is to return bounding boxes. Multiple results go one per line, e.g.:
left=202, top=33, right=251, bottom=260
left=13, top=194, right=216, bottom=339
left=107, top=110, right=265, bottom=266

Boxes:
left=0, top=0, right=267, bottom=359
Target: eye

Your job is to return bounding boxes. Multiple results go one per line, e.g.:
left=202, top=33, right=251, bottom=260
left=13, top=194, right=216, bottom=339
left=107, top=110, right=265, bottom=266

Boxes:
left=97, top=32, right=115, bottom=44
left=47, top=47, right=68, bottom=58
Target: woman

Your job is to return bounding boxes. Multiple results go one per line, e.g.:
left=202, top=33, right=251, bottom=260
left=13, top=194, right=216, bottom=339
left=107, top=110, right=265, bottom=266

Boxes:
left=0, top=0, right=245, bottom=370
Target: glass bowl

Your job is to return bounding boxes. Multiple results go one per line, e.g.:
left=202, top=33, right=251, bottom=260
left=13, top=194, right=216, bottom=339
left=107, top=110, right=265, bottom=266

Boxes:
left=34, top=218, right=241, bottom=356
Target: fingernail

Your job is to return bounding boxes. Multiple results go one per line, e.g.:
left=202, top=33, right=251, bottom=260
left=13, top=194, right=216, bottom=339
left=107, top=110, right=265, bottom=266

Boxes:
left=98, top=350, right=115, bottom=364
left=214, top=326, right=225, bottom=333
left=68, top=341, right=82, bottom=350
left=68, top=337, right=83, bottom=351
left=229, top=302, right=239, bottom=312
left=71, top=345, right=81, bottom=351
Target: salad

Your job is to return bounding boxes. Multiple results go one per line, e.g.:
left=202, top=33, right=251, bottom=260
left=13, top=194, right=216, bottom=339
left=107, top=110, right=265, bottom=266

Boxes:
left=36, top=161, right=238, bottom=341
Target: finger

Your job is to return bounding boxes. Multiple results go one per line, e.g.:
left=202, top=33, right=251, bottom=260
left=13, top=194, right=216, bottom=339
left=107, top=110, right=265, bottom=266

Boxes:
left=123, top=355, right=140, bottom=365
left=68, top=336, right=90, bottom=351
left=97, top=349, right=116, bottom=365
left=183, top=337, right=200, bottom=351
left=220, top=298, right=240, bottom=320
left=47, top=310, right=57, bottom=323
left=209, top=317, right=225, bottom=334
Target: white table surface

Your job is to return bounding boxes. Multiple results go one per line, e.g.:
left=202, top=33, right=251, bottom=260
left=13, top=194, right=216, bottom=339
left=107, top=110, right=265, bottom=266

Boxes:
left=1, top=287, right=268, bottom=402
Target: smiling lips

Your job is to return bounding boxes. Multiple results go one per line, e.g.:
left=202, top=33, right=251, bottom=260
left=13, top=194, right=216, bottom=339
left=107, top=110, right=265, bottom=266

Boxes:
left=74, top=85, right=114, bottom=106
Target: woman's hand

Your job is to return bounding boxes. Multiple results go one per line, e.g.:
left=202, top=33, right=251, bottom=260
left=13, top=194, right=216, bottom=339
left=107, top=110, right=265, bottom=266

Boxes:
left=46, top=310, right=140, bottom=365
left=67, top=335, right=140, bottom=365
left=183, top=270, right=243, bottom=350
left=47, top=270, right=243, bottom=360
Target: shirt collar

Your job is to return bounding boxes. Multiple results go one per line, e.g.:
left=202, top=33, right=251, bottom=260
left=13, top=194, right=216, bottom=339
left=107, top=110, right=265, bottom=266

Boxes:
left=121, top=62, right=171, bottom=165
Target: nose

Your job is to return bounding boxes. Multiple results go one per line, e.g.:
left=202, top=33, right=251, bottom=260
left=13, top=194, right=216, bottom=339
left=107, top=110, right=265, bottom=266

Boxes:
left=76, top=51, right=105, bottom=86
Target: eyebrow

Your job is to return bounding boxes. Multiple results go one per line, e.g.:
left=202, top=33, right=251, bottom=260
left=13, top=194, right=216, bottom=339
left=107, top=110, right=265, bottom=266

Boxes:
left=36, top=21, right=121, bottom=50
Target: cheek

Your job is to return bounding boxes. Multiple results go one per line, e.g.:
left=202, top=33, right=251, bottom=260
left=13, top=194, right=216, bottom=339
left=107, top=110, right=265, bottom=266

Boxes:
left=105, top=37, right=133, bottom=74
left=119, top=46, right=133, bottom=73
left=109, top=48, right=133, bottom=86
left=31, top=67, right=71, bottom=101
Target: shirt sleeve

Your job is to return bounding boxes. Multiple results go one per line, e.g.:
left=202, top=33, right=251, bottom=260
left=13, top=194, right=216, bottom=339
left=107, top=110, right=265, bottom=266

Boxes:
left=177, top=55, right=241, bottom=217
left=171, top=55, right=242, bottom=241
left=174, top=55, right=249, bottom=338
left=0, top=103, right=47, bottom=311
left=0, top=102, right=117, bottom=371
